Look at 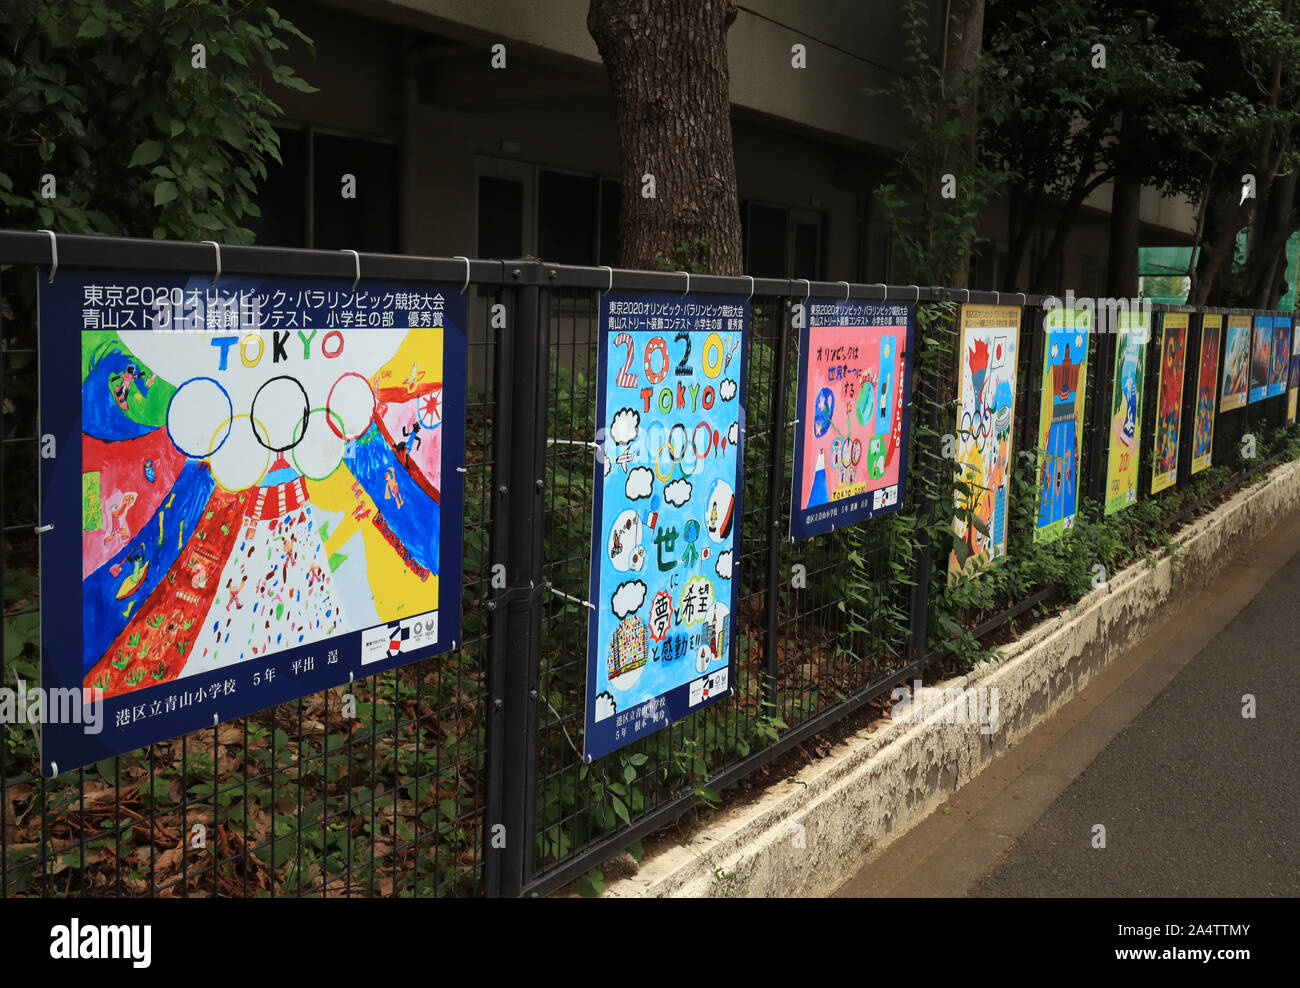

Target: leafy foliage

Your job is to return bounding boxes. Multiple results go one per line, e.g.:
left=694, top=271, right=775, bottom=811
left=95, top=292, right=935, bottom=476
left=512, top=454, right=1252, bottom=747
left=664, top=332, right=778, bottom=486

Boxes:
left=0, top=0, right=315, bottom=242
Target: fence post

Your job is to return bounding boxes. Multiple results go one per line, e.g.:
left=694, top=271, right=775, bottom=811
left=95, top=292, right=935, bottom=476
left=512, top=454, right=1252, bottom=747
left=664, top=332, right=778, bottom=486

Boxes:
left=484, top=262, right=547, bottom=898
left=762, top=298, right=794, bottom=713
left=905, top=290, right=943, bottom=669
left=1086, top=303, right=1115, bottom=505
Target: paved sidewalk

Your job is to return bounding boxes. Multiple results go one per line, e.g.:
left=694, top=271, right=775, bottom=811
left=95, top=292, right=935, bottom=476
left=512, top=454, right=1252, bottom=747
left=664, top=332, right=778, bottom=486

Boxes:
left=836, top=508, right=1300, bottom=898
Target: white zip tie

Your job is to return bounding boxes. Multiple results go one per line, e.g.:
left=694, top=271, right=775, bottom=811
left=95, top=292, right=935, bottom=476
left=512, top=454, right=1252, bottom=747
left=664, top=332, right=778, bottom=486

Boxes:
left=200, top=240, right=221, bottom=287
left=453, top=255, right=470, bottom=293
left=745, top=275, right=755, bottom=300
left=547, top=586, right=595, bottom=611
left=547, top=439, right=599, bottom=449
left=599, top=265, right=614, bottom=294
left=837, top=281, right=851, bottom=301
left=678, top=269, right=691, bottom=298
left=34, top=523, right=53, bottom=534
left=38, top=229, right=57, bottom=283
left=874, top=283, right=888, bottom=300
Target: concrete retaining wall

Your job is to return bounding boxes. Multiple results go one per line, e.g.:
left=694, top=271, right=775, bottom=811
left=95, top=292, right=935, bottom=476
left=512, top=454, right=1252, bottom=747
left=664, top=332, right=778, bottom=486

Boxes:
left=603, top=458, right=1300, bottom=898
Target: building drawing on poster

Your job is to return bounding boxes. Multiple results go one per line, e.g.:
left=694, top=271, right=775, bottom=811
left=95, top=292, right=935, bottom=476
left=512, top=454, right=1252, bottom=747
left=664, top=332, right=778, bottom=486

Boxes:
left=1268, top=315, right=1291, bottom=399
left=1151, top=313, right=1188, bottom=494
left=789, top=299, right=913, bottom=542
left=1220, top=315, right=1250, bottom=412
left=1035, top=306, right=1091, bottom=542
left=586, top=291, right=747, bottom=761
left=1191, top=316, right=1221, bottom=475
left=1249, top=316, right=1272, bottom=404
left=1104, top=310, right=1148, bottom=515
left=949, top=304, right=1019, bottom=579
left=41, top=268, right=465, bottom=774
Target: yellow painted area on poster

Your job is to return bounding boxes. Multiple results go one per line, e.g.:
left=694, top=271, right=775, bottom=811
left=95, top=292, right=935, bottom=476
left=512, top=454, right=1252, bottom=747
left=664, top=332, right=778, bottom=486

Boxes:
left=373, top=328, right=444, bottom=391
left=309, top=465, right=438, bottom=620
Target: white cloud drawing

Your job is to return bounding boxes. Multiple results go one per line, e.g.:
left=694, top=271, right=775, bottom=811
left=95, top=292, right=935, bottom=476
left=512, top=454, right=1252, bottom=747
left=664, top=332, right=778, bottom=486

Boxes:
left=720, top=379, right=737, bottom=401
left=610, top=407, right=640, bottom=446
left=612, top=580, right=647, bottom=619
left=625, top=466, right=653, bottom=500
left=664, top=478, right=693, bottom=507
left=715, top=549, right=733, bottom=580
left=595, top=690, right=617, bottom=722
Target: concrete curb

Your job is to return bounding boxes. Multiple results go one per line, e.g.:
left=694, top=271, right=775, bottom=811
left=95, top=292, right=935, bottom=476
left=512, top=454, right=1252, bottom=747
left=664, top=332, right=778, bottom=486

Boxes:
left=603, top=457, right=1300, bottom=898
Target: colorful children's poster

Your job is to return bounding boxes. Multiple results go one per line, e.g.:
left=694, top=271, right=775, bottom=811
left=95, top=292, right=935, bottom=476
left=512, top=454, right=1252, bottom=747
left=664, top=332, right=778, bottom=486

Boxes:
left=1103, top=310, right=1149, bottom=515
left=1034, top=305, right=1091, bottom=542
left=949, top=303, right=1020, bottom=579
left=1249, top=316, right=1272, bottom=404
left=39, top=267, right=466, bottom=775
left=1268, top=315, right=1291, bottom=398
left=1191, top=315, right=1221, bottom=474
left=1288, top=318, right=1300, bottom=424
left=789, top=299, right=914, bottom=542
left=1151, top=313, right=1188, bottom=494
left=586, top=291, right=748, bottom=761
left=1220, top=315, right=1250, bottom=411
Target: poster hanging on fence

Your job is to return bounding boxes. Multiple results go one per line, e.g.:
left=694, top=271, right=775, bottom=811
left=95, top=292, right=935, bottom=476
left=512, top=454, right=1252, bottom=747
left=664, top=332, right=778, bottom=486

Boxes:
left=1151, top=313, right=1188, bottom=494
left=38, top=267, right=466, bottom=775
left=1191, top=315, right=1221, bottom=475
left=1220, top=315, right=1250, bottom=412
left=789, top=299, right=914, bottom=542
left=948, top=303, right=1019, bottom=580
left=1288, top=318, right=1300, bottom=424
left=1034, top=305, right=1091, bottom=542
left=585, top=290, right=748, bottom=762
left=1268, top=315, right=1291, bottom=399
left=1249, top=316, right=1272, bottom=404
left=1103, top=310, right=1149, bottom=515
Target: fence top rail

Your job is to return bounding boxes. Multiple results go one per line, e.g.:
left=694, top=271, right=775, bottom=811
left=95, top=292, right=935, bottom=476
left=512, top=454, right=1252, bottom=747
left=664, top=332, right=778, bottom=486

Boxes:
left=0, top=229, right=520, bottom=287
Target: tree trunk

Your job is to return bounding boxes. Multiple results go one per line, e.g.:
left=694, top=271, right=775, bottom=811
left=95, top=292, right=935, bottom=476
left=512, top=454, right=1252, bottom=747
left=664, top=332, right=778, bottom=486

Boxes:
left=588, top=0, right=743, bottom=275
left=938, top=0, right=986, bottom=288
left=1105, top=171, right=1142, bottom=298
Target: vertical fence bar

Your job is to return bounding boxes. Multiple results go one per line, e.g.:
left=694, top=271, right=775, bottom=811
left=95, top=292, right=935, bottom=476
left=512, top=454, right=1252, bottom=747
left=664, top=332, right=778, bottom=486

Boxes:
left=762, top=298, right=794, bottom=711
left=483, top=278, right=517, bottom=898
left=1086, top=304, right=1115, bottom=505
left=905, top=290, right=943, bottom=667
left=493, top=264, right=547, bottom=897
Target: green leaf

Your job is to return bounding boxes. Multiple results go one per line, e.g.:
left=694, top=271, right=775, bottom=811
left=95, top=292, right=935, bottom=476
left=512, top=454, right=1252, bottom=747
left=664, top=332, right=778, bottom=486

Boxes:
left=129, top=140, right=164, bottom=168
left=153, top=181, right=178, bottom=205
left=610, top=795, right=630, bottom=826
left=77, top=18, right=108, bottom=39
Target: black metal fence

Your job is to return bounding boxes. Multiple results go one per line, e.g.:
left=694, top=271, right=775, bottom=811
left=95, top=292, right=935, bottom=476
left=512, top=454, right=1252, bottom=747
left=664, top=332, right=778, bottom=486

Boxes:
left=1, top=230, right=1295, bottom=898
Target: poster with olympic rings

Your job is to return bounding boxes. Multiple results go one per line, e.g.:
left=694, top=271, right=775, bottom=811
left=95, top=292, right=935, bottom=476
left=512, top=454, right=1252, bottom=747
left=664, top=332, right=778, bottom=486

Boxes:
left=585, top=290, right=748, bottom=762
left=38, top=266, right=465, bottom=775
left=788, top=299, right=915, bottom=542
left=949, top=303, right=1020, bottom=580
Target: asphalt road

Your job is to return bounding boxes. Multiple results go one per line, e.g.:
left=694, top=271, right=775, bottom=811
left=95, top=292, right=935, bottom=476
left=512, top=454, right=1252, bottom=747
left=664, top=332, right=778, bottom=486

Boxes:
left=971, top=528, right=1300, bottom=897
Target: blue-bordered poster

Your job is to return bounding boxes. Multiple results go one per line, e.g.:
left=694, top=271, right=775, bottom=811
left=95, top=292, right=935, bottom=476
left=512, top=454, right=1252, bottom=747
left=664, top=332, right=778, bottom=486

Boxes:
left=789, top=299, right=914, bottom=541
left=584, top=290, right=748, bottom=762
left=1249, top=315, right=1273, bottom=404
left=38, top=267, right=466, bottom=775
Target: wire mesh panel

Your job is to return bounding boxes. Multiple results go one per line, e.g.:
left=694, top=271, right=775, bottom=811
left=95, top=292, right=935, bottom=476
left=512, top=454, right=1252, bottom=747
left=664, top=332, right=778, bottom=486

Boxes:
left=0, top=258, right=498, bottom=898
